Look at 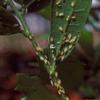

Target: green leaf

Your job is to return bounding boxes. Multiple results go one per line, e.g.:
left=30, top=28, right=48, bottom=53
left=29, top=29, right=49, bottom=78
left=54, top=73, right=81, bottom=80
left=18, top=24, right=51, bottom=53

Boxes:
left=51, top=0, right=92, bottom=60
left=38, top=5, right=51, bottom=19
left=79, top=85, right=96, bottom=97
left=16, top=74, right=56, bottom=100
left=20, top=0, right=50, bottom=12
left=79, top=30, right=94, bottom=57
left=57, top=51, right=83, bottom=89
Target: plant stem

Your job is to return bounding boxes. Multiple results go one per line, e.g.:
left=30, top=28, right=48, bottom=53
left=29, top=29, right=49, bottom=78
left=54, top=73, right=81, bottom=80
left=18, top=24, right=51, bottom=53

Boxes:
left=5, top=0, right=69, bottom=100
left=6, top=0, right=38, bottom=46
left=49, top=66, right=69, bottom=100
left=6, top=0, right=49, bottom=62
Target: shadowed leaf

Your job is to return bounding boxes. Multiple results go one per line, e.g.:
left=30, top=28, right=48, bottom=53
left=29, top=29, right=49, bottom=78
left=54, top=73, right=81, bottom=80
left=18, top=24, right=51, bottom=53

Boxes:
left=16, top=74, right=56, bottom=100
left=0, top=6, right=21, bottom=35
left=15, top=0, right=50, bottom=12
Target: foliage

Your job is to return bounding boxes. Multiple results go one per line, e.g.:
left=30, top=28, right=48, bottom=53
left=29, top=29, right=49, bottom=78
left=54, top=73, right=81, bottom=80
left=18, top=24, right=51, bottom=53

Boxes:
left=50, top=0, right=92, bottom=62
left=16, top=74, right=56, bottom=100
left=0, top=0, right=92, bottom=100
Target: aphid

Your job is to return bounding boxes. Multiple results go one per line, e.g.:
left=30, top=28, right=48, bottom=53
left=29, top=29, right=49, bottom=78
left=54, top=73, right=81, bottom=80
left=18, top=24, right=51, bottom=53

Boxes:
left=68, top=45, right=73, bottom=49
left=71, top=15, right=76, bottom=20
left=40, top=56, right=45, bottom=61
left=57, top=41, right=60, bottom=44
left=36, top=51, right=39, bottom=55
left=55, top=72, right=58, bottom=77
left=71, top=1, right=76, bottom=7
left=58, top=88, right=65, bottom=95
left=68, top=33, right=72, bottom=39
left=36, top=47, right=43, bottom=52
left=44, top=59, right=48, bottom=64
left=49, top=37, right=54, bottom=43
left=50, top=80, right=54, bottom=86
left=65, top=97, right=69, bottom=100
left=58, top=26, right=63, bottom=32
left=50, top=44, right=55, bottom=49
left=66, top=16, right=70, bottom=21
left=56, top=0, right=62, bottom=5
left=65, top=39, right=69, bottom=43
left=53, top=57, right=56, bottom=61
left=61, top=55, right=65, bottom=61
left=57, top=79, right=61, bottom=85
left=64, top=48, right=68, bottom=53
left=60, top=51, right=64, bottom=56
left=70, top=36, right=77, bottom=43
left=28, top=35, right=33, bottom=40
left=58, top=12, right=64, bottom=17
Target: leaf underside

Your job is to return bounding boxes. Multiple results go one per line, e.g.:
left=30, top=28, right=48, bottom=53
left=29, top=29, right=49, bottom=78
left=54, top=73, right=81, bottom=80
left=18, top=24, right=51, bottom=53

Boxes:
left=51, top=0, right=92, bottom=60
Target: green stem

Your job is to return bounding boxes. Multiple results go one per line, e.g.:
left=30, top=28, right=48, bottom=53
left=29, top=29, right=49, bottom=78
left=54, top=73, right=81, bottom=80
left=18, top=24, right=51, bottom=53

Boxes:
left=7, top=0, right=29, bottom=34
left=6, top=0, right=37, bottom=47
left=49, top=66, right=69, bottom=100
left=8, top=0, right=52, bottom=71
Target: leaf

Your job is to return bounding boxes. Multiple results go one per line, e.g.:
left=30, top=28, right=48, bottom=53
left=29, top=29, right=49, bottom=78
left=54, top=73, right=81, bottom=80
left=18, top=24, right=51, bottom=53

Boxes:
left=0, top=6, right=21, bottom=35
left=38, top=5, right=51, bottom=19
left=79, top=30, right=94, bottom=57
left=16, top=0, right=50, bottom=12
left=27, top=0, right=50, bottom=12
left=79, top=85, right=96, bottom=98
left=57, top=51, right=84, bottom=89
left=16, top=74, right=56, bottom=100
left=51, top=0, right=92, bottom=60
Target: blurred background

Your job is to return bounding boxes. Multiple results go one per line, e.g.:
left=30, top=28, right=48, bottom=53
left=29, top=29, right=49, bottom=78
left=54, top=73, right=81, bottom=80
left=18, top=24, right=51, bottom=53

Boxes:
left=0, top=0, right=100, bottom=100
